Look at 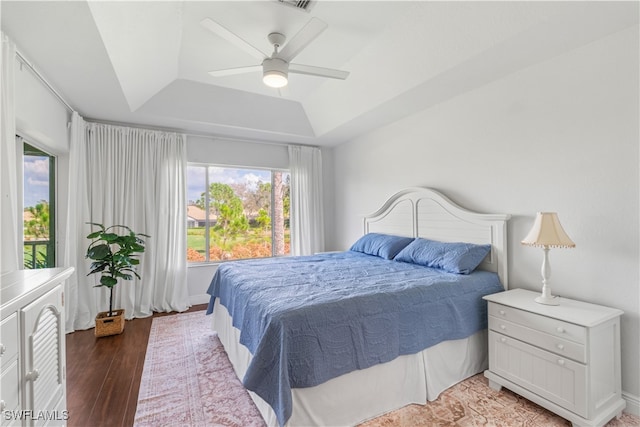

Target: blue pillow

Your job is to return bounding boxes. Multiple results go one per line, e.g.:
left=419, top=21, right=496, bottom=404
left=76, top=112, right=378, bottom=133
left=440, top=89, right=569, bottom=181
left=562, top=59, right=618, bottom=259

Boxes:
left=349, top=233, right=415, bottom=260
left=394, top=238, right=491, bottom=274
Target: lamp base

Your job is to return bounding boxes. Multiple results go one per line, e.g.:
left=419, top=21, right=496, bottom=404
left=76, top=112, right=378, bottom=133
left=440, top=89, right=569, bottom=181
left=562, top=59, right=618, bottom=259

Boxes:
left=535, top=295, right=560, bottom=306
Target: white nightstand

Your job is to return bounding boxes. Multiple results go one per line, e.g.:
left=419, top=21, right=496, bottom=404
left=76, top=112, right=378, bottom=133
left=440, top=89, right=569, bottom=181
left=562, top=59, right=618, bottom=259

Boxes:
left=483, top=288, right=625, bottom=427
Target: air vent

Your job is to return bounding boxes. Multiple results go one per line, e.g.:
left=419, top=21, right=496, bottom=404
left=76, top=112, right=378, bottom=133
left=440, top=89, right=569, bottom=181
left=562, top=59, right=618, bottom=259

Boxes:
left=275, top=0, right=316, bottom=12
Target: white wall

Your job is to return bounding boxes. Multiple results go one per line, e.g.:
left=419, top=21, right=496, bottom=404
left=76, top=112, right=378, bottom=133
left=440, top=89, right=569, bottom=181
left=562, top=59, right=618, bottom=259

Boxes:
left=329, top=26, right=639, bottom=410
left=15, top=59, right=69, bottom=154
left=14, top=57, right=71, bottom=268
left=186, top=136, right=289, bottom=170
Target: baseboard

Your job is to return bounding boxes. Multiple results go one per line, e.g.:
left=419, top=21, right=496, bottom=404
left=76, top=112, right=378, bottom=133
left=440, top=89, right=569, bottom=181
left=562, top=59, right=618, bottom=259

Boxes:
left=623, top=391, right=640, bottom=417
left=189, top=294, right=210, bottom=306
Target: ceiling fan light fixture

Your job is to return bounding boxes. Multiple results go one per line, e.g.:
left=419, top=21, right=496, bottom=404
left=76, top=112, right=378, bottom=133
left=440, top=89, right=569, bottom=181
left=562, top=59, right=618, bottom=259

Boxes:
left=262, top=58, right=288, bottom=88
left=203, top=17, right=349, bottom=88
left=263, top=70, right=288, bottom=88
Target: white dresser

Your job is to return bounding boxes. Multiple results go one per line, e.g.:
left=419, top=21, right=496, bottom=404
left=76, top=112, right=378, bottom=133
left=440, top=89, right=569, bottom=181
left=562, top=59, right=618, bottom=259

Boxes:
left=1, top=267, right=74, bottom=427
left=483, top=288, right=625, bottom=427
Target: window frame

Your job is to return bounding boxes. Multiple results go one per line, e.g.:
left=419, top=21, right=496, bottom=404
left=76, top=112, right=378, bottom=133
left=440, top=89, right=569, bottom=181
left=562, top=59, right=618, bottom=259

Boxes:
left=187, top=163, right=290, bottom=264
left=22, top=140, right=56, bottom=269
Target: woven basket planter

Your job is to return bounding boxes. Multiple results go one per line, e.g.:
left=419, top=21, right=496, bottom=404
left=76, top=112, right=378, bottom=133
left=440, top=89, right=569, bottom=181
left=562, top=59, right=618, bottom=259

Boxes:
left=95, top=309, right=125, bottom=337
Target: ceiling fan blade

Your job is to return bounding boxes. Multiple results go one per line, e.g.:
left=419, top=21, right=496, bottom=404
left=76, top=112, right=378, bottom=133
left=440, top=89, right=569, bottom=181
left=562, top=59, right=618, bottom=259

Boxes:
left=208, top=65, right=262, bottom=77
left=201, top=18, right=267, bottom=61
left=278, top=17, right=328, bottom=62
left=289, top=63, right=350, bottom=80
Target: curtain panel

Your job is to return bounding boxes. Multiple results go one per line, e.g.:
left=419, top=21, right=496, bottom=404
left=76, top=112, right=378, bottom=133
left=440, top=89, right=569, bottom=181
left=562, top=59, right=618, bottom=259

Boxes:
left=63, top=112, right=90, bottom=331
left=66, top=121, right=190, bottom=330
left=288, top=145, right=325, bottom=255
left=0, top=33, right=20, bottom=273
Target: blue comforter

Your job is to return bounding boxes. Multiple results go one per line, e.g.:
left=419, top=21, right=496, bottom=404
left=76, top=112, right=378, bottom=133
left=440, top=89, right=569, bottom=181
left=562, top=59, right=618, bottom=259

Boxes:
left=206, top=251, right=504, bottom=426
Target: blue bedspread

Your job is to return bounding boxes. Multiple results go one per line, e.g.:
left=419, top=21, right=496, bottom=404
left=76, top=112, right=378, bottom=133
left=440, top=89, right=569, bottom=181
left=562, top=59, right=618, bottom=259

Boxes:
left=206, top=251, right=504, bottom=426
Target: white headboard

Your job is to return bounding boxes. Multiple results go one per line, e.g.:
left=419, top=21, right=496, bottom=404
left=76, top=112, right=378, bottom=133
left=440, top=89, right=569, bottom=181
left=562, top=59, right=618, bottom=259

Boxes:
left=363, top=187, right=511, bottom=289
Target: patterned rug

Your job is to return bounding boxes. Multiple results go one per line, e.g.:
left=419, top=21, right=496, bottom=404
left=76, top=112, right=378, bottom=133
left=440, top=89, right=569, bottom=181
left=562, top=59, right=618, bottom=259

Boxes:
left=134, top=311, right=264, bottom=426
left=135, top=311, right=639, bottom=427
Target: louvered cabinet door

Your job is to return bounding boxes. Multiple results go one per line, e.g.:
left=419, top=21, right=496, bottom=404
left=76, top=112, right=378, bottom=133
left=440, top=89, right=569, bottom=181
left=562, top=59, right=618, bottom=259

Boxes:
left=21, top=285, right=66, bottom=426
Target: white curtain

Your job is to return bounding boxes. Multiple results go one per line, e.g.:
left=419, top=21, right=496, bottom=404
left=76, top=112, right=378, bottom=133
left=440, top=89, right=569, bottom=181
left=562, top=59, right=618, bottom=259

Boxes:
left=0, top=33, right=20, bottom=273
left=288, top=145, right=325, bottom=255
left=63, top=112, right=91, bottom=331
left=66, top=122, right=190, bottom=329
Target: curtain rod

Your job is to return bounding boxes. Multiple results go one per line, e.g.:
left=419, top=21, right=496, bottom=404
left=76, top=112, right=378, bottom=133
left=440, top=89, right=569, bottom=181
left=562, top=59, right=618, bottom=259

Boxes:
left=15, top=49, right=75, bottom=114
left=84, top=118, right=320, bottom=150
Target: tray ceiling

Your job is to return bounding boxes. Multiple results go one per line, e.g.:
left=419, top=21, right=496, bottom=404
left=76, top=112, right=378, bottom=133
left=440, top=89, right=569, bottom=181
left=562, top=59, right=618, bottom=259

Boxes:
left=2, top=1, right=637, bottom=146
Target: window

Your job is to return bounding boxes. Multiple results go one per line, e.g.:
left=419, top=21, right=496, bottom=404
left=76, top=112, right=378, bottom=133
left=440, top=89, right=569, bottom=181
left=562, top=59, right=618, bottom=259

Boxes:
left=187, top=165, right=290, bottom=263
left=23, top=142, right=56, bottom=269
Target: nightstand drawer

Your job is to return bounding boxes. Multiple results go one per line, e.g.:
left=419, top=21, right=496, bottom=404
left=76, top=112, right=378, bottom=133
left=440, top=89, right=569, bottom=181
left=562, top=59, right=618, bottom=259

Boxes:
left=489, top=315, right=586, bottom=363
left=488, top=330, right=587, bottom=417
left=489, top=302, right=586, bottom=345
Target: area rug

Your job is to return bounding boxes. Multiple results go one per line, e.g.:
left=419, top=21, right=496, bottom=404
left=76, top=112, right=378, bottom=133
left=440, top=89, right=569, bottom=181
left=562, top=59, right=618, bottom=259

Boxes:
left=134, top=311, right=264, bottom=426
left=135, top=311, right=639, bottom=427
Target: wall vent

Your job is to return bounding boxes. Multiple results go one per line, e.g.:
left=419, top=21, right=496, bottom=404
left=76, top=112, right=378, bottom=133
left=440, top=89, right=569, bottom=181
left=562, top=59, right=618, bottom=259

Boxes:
left=274, top=0, right=316, bottom=12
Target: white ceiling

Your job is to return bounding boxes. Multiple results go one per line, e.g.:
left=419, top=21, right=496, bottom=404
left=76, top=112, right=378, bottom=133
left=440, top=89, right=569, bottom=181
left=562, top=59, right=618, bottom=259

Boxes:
left=1, top=1, right=638, bottom=147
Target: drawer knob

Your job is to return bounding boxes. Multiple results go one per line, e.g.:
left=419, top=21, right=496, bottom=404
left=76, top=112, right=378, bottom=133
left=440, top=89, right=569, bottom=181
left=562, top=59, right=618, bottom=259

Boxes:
left=500, top=337, right=507, bottom=343
left=557, top=359, right=565, bottom=366
left=0, top=343, right=5, bottom=356
left=557, top=344, right=565, bottom=350
left=500, top=324, right=506, bottom=330
left=556, top=327, right=565, bottom=333
left=499, top=310, right=506, bottom=316
left=26, top=369, right=40, bottom=382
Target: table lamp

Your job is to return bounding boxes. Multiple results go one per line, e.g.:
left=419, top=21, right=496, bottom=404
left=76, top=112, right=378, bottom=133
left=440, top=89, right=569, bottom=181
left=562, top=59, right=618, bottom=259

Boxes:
left=521, top=212, right=575, bottom=305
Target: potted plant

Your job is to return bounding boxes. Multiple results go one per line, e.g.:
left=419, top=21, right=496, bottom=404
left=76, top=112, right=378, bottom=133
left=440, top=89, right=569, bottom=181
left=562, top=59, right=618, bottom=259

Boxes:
left=86, top=223, right=149, bottom=337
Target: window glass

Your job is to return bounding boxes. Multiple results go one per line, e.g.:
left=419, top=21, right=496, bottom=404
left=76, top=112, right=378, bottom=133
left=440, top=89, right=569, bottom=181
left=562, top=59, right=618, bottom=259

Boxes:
left=23, top=142, right=55, bottom=269
left=187, top=165, right=290, bottom=262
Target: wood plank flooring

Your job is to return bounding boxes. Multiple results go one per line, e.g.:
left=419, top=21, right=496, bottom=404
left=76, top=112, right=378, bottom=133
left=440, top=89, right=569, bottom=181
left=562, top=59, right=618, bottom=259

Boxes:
left=65, top=305, right=207, bottom=427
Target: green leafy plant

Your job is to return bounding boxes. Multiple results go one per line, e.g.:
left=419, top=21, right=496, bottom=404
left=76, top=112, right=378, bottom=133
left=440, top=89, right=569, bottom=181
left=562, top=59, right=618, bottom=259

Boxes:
left=86, top=223, right=149, bottom=317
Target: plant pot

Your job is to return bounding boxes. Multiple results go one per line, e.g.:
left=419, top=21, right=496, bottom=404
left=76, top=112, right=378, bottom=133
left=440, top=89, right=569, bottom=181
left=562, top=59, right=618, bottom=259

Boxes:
left=95, top=309, right=125, bottom=337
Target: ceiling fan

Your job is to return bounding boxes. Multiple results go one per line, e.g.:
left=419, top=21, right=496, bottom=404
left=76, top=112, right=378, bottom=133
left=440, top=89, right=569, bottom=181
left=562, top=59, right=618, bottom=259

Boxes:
left=200, top=17, right=350, bottom=88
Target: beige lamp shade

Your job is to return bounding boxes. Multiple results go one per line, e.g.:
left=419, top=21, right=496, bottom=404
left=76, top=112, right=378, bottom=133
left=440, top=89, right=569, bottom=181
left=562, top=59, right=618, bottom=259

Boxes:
left=521, top=212, right=575, bottom=248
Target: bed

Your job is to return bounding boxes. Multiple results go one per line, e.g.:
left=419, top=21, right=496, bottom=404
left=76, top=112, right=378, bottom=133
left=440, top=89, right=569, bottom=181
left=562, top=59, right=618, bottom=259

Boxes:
left=207, top=187, right=511, bottom=426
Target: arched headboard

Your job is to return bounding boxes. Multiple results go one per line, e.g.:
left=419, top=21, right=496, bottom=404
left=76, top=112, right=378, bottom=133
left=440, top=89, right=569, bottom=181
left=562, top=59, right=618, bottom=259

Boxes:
left=363, top=187, right=511, bottom=289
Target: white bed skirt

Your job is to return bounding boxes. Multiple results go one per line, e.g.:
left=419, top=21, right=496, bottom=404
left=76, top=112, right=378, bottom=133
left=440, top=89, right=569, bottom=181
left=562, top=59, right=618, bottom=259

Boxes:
left=212, top=299, right=488, bottom=427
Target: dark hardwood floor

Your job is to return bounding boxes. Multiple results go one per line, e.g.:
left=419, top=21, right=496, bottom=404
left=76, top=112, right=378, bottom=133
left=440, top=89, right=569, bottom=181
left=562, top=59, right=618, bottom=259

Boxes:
left=65, top=304, right=208, bottom=427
